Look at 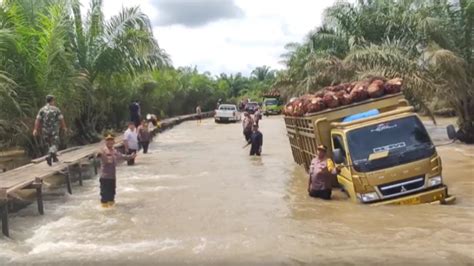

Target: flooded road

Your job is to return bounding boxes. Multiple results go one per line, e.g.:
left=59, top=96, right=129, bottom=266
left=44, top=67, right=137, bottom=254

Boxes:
left=1, top=116, right=473, bottom=265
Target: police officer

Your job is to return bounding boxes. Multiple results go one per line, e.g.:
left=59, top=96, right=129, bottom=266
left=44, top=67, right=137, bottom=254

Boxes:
left=307, top=145, right=341, bottom=200
left=242, top=112, right=254, bottom=142
left=33, top=95, right=67, bottom=166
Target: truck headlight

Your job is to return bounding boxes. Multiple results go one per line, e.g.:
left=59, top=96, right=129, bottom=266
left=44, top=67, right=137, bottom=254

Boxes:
left=428, top=176, right=442, bottom=187
left=357, top=192, right=379, bottom=203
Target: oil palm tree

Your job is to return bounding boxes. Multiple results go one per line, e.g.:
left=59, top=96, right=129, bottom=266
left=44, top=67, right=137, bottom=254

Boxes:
left=70, top=0, right=170, bottom=143
left=0, top=0, right=170, bottom=154
left=251, top=65, right=275, bottom=82
left=279, top=0, right=474, bottom=142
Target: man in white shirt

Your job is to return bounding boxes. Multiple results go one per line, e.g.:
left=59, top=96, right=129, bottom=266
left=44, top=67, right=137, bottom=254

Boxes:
left=123, top=121, right=139, bottom=165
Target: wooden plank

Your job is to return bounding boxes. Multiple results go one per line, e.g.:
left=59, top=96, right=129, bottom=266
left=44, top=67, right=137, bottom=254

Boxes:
left=0, top=112, right=206, bottom=197
left=0, top=188, right=6, bottom=201
left=33, top=177, right=44, bottom=215
left=31, top=146, right=82, bottom=164
left=65, top=165, right=72, bottom=194
left=1, top=203, right=8, bottom=237
left=78, top=164, right=83, bottom=186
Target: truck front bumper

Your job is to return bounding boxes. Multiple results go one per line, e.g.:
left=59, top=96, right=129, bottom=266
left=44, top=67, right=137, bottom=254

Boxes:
left=215, top=117, right=237, bottom=122
left=370, top=185, right=455, bottom=206
left=264, top=110, right=281, bottom=115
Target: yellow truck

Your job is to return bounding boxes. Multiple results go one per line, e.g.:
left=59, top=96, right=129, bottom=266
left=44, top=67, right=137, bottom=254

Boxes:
left=284, top=93, right=456, bottom=205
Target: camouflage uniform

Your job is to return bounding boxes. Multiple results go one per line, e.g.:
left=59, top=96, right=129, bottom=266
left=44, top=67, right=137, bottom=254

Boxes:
left=36, top=104, right=63, bottom=155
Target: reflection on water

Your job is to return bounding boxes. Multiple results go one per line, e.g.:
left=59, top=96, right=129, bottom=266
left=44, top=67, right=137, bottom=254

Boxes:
left=0, top=116, right=473, bottom=265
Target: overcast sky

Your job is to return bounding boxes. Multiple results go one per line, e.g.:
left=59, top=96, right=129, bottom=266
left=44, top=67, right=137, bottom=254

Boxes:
left=81, top=0, right=336, bottom=75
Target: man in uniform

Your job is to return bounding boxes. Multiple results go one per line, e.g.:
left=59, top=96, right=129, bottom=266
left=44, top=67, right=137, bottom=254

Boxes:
left=254, top=107, right=262, bottom=126
left=307, top=145, right=341, bottom=200
left=242, top=112, right=254, bottom=142
left=196, top=105, right=202, bottom=124
left=97, top=134, right=136, bottom=208
left=129, top=100, right=141, bottom=127
left=33, top=95, right=67, bottom=166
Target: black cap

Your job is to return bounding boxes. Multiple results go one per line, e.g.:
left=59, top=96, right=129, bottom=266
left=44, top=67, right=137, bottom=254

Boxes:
left=46, top=95, right=55, bottom=103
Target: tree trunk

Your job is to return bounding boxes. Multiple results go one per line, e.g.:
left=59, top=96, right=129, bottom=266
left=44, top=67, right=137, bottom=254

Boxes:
left=457, top=119, right=474, bottom=143
left=456, top=99, right=474, bottom=143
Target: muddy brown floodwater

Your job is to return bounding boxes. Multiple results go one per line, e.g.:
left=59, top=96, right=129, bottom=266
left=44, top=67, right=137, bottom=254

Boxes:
left=0, top=116, right=473, bottom=265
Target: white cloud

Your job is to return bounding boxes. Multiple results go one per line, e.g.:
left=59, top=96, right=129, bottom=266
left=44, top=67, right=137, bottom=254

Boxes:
left=80, top=0, right=337, bottom=75
left=151, top=0, right=244, bottom=27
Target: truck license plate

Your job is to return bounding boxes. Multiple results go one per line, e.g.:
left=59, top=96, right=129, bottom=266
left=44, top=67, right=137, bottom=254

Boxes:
left=398, top=197, right=421, bottom=205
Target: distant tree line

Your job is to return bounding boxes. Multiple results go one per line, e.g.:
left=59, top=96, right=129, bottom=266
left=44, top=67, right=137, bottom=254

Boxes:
left=0, top=0, right=276, bottom=156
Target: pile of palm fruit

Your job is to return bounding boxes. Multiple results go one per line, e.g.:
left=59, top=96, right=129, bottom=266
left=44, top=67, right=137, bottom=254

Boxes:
left=263, top=89, right=281, bottom=98
left=283, top=77, right=403, bottom=116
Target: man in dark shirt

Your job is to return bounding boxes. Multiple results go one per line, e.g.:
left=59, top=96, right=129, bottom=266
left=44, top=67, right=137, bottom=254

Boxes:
left=248, top=124, right=263, bottom=156
left=129, top=100, right=141, bottom=127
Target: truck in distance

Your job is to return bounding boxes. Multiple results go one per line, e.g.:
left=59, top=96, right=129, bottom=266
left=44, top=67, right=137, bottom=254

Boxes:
left=262, top=90, right=282, bottom=116
left=262, top=98, right=282, bottom=115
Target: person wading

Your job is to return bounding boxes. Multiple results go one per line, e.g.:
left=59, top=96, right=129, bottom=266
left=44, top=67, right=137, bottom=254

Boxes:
left=196, top=105, right=202, bottom=124
left=254, top=107, right=262, bottom=126
left=307, top=145, right=340, bottom=200
left=137, top=120, right=151, bottom=154
left=247, top=124, right=263, bottom=156
left=97, top=134, right=136, bottom=208
left=242, top=112, right=254, bottom=142
left=33, top=95, right=68, bottom=166
left=129, top=100, right=141, bottom=127
left=123, top=121, right=139, bottom=165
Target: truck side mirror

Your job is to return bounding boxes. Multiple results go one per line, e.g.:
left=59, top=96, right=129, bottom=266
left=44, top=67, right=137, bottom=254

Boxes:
left=447, top=125, right=456, bottom=140
left=333, top=149, right=344, bottom=164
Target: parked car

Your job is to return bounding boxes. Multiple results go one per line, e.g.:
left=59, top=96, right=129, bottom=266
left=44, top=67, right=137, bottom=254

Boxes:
left=245, top=102, right=259, bottom=114
left=215, top=104, right=241, bottom=123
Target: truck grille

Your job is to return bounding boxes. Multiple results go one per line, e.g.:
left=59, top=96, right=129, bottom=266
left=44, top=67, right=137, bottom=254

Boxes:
left=378, top=176, right=425, bottom=197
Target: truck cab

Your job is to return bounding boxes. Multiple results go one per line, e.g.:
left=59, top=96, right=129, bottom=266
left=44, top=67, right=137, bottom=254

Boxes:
left=262, top=97, right=282, bottom=115
left=284, top=93, right=456, bottom=205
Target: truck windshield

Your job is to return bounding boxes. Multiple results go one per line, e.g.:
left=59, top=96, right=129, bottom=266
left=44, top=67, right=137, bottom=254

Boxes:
left=219, top=105, right=236, bottom=111
left=264, top=99, right=279, bottom=106
left=347, top=116, right=435, bottom=172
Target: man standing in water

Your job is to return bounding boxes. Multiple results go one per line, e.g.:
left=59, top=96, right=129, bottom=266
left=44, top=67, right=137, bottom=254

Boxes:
left=254, top=107, right=262, bottom=126
left=123, top=122, right=139, bottom=165
left=33, top=95, right=67, bottom=166
left=129, top=100, right=141, bottom=127
left=137, top=120, right=151, bottom=154
left=98, top=134, right=136, bottom=208
left=196, top=104, right=202, bottom=124
left=242, top=112, right=253, bottom=142
left=308, top=145, right=340, bottom=200
left=247, top=124, right=263, bottom=156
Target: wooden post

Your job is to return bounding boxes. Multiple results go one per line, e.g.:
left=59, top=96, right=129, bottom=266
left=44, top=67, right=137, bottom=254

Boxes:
left=93, top=157, right=98, bottom=176
left=66, top=165, right=72, bottom=194
left=0, top=189, right=9, bottom=237
left=33, top=177, right=44, bottom=215
left=78, top=163, right=83, bottom=186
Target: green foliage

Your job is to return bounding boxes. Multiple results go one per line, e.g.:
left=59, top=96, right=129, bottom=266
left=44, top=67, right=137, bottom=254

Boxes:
left=0, top=0, right=172, bottom=155
left=278, top=0, right=474, bottom=143
left=0, top=0, right=276, bottom=155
